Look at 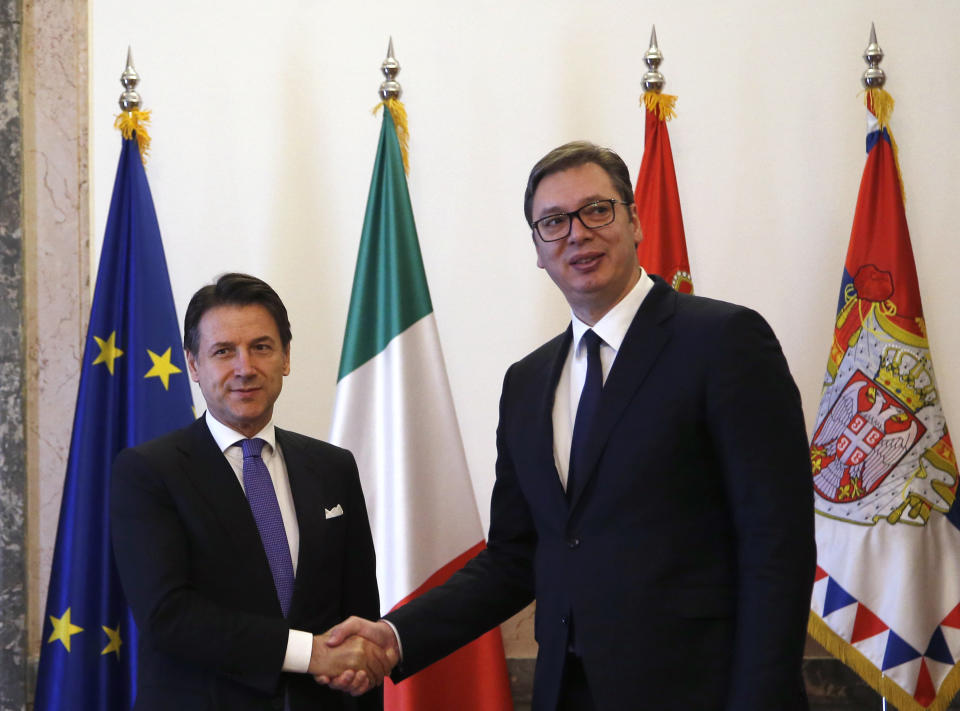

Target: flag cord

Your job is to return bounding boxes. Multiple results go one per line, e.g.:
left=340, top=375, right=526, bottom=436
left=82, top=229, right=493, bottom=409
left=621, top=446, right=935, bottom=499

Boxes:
left=114, top=109, right=152, bottom=162
left=373, top=98, right=410, bottom=175
left=641, top=91, right=677, bottom=121
left=862, top=87, right=905, bottom=203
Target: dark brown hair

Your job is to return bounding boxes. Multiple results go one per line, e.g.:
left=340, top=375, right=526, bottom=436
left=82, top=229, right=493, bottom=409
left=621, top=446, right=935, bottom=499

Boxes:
left=523, top=140, right=634, bottom=226
left=183, top=273, right=291, bottom=355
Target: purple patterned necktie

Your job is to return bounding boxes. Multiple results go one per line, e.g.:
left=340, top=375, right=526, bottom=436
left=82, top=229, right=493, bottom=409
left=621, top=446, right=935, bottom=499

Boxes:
left=240, top=438, right=294, bottom=617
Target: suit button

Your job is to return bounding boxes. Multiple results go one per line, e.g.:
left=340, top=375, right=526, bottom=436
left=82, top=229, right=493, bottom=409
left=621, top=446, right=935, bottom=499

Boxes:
left=560, top=616, right=568, bottom=625
left=568, top=537, right=580, bottom=549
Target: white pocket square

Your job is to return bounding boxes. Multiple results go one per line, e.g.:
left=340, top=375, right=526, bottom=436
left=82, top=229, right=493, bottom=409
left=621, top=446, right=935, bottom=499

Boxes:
left=325, top=504, right=344, bottom=519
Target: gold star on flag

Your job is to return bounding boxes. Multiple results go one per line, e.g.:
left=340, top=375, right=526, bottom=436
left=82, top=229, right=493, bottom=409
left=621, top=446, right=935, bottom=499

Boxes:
left=144, top=347, right=183, bottom=390
left=101, top=624, right=122, bottom=657
left=92, top=332, right=124, bottom=374
left=47, top=608, right=84, bottom=651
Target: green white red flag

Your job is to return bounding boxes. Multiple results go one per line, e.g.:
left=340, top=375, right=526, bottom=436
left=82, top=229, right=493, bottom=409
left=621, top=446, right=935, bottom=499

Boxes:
left=331, top=104, right=513, bottom=711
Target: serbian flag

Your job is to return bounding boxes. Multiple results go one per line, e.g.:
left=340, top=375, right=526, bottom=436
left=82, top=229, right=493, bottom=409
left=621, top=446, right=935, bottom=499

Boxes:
left=634, top=90, right=693, bottom=293
left=330, top=100, right=513, bottom=710
left=808, top=86, right=960, bottom=710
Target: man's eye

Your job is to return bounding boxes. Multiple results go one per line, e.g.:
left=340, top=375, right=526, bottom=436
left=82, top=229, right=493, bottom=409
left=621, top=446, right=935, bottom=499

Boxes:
left=541, top=215, right=566, bottom=229
left=583, top=202, right=611, bottom=217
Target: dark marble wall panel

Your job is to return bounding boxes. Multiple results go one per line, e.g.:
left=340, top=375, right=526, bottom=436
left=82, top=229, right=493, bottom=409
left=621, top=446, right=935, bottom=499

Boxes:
left=0, top=0, right=26, bottom=709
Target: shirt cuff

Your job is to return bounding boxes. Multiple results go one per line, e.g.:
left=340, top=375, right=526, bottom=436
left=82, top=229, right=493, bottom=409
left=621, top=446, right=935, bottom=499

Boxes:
left=381, top=618, right=404, bottom=662
left=283, top=629, right=314, bottom=673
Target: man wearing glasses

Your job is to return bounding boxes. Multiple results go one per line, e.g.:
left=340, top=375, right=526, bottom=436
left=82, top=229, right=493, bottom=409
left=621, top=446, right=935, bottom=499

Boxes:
left=324, top=141, right=816, bottom=710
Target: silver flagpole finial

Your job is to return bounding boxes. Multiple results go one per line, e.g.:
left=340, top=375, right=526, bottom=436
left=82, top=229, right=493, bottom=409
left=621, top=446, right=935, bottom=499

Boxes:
left=641, top=25, right=665, bottom=94
left=862, top=22, right=885, bottom=89
left=119, top=46, right=141, bottom=111
left=379, top=37, right=402, bottom=100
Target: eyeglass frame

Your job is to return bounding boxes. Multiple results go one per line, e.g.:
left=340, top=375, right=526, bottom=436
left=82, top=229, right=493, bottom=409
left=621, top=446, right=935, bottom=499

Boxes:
left=530, top=198, right=634, bottom=242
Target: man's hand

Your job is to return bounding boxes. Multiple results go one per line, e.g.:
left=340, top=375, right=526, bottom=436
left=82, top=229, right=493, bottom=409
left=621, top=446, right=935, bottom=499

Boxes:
left=308, top=629, right=395, bottom=696
left=315, top=617, right=400, bottom=695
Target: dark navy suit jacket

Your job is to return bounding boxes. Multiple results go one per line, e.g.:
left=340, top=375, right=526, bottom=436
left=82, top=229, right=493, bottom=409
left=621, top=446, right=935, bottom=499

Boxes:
left=111, top=416, right=382, bottom=711
left=386, top=277, right=816, bottom=710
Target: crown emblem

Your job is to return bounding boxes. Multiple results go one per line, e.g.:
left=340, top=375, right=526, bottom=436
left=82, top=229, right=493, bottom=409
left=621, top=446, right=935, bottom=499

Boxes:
left=875, top=346, right=936, bottom=412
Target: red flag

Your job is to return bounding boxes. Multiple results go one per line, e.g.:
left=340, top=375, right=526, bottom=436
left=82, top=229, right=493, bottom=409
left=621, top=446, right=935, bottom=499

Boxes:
left=634, top=93, right=693, bottom=293
left=808, top=84, right=960, bottom=711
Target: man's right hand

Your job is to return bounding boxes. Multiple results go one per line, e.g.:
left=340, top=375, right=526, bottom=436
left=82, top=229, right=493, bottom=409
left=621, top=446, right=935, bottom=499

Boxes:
left=308, top=628, right=395, bottom=696
left=316, top=617, right=401, bottom=695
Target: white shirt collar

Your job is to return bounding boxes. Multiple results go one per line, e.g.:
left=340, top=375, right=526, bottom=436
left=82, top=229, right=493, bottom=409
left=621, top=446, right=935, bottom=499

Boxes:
left=570, top=267, right=654, bottom=353
left=204, top=411, right=277, bottom=453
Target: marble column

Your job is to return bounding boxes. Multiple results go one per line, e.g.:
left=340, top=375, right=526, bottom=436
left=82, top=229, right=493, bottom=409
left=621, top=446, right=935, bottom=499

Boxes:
left=22, top=0, right=90, bottom=664
left=0, top=0, right=26, bottom=708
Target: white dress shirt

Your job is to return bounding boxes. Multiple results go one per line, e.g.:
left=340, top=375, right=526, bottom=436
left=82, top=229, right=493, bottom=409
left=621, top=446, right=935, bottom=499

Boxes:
left=552, top=269, right=654, bottom=490
left=204, top=412, right=313, bottom=673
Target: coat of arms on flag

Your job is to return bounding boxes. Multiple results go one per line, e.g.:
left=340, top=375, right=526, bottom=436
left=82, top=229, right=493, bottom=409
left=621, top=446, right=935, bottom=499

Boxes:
left=808, top=26, right=960, bottom=711
left=810, top=263, right=955, bottom=526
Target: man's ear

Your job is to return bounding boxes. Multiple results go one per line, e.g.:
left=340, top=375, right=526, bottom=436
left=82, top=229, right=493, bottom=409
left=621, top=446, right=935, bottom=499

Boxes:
left=533, top=233, right=548, bottom=269
left=185, top=349, right=200, bottom=383
left=282, top=345, right=291, bottom=376
left=630, top=204, right=643, bottom=248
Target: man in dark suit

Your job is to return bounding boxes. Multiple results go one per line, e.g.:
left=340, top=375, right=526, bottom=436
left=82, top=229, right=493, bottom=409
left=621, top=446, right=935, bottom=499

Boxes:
left=323, top=142, right=816, bottom=710
left=111, top=273, right=392, bottom=711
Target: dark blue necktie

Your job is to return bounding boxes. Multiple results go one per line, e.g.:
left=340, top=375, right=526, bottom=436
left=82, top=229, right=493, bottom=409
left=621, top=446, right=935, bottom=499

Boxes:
left=241, top=438, right=295, bottom=617
left=568, top=329, right=603, bottom=501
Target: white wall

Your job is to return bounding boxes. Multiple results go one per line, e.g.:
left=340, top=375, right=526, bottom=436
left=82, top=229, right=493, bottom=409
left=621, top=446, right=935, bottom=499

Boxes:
left=91, top=0, right=960, bottom=534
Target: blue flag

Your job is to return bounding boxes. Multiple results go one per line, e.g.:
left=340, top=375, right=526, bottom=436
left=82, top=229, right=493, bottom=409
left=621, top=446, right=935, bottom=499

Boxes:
left=34, top=134, right=194, bottom=711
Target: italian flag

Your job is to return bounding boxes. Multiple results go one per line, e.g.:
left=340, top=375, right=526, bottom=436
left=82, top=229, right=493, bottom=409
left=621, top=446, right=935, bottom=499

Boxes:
left=331, top=107, right=513, bottom=710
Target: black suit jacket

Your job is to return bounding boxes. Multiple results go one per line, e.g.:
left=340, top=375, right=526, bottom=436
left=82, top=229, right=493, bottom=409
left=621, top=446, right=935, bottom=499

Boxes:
left=111, top=415, right=381, bottom=711
left=386, top=277, right=816, bottom=710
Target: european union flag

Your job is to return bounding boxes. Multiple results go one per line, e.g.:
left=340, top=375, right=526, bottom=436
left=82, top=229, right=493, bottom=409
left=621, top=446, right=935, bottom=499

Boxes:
left=34, top=131, right=194, bottom=710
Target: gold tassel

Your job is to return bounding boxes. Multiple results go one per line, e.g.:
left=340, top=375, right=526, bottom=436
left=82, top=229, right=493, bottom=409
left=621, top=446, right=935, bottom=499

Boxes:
left=373, top=98, right=410, bottom=175
left=641, top=92, right=678, bottom=122
left=863, top=87, right=905, bottom=203
left=113, top=109, right=152, bottom=163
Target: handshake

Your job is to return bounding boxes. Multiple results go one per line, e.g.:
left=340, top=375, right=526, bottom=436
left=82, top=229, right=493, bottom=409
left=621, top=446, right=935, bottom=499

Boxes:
left=308, top=617, right=400, bottom=696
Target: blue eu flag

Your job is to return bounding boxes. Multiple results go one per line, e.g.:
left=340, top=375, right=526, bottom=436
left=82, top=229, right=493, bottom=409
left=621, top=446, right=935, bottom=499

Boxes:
left=34, top=133, right=194, bottom=710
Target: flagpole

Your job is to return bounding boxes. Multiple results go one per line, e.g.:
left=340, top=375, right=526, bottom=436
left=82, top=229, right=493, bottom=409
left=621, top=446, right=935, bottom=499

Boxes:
left=866, top=24, right=888, bottom=711
left=862, top=22, right=884, bottom=90
left=120, top=46, right=140, bottom=111
left=641, top=25, right=664, bottom=94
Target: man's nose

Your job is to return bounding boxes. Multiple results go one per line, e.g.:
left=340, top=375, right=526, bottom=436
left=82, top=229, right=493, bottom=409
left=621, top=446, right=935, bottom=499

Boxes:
left=234, top=349, right=255, bottom=375
left=568, top=214, right=593, bottom=243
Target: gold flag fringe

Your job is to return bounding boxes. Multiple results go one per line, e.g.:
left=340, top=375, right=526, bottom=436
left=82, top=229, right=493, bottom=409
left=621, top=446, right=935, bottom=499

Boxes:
left=862, top=87, right=905, bottom=203
left=373, top=98, right=410, bottom=175
left=641, top=92, right=678, bottom=122
left=114, top=110, right=152, bottom=163
left=809, top=612, right=960, bottom=711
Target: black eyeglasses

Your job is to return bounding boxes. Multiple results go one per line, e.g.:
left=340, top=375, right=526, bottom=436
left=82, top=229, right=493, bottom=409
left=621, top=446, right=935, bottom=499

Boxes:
left=531, top=199, right=632, bottom=242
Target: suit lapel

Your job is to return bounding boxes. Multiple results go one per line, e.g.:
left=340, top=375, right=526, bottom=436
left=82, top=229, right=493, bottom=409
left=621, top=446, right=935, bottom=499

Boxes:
left=180, top=417, right=267, bottom=561
left=567, top=279, right=676, bottom=512
left=535, top=327, right=573, bottom=510
left=275, top=428, right=321, bottom=582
